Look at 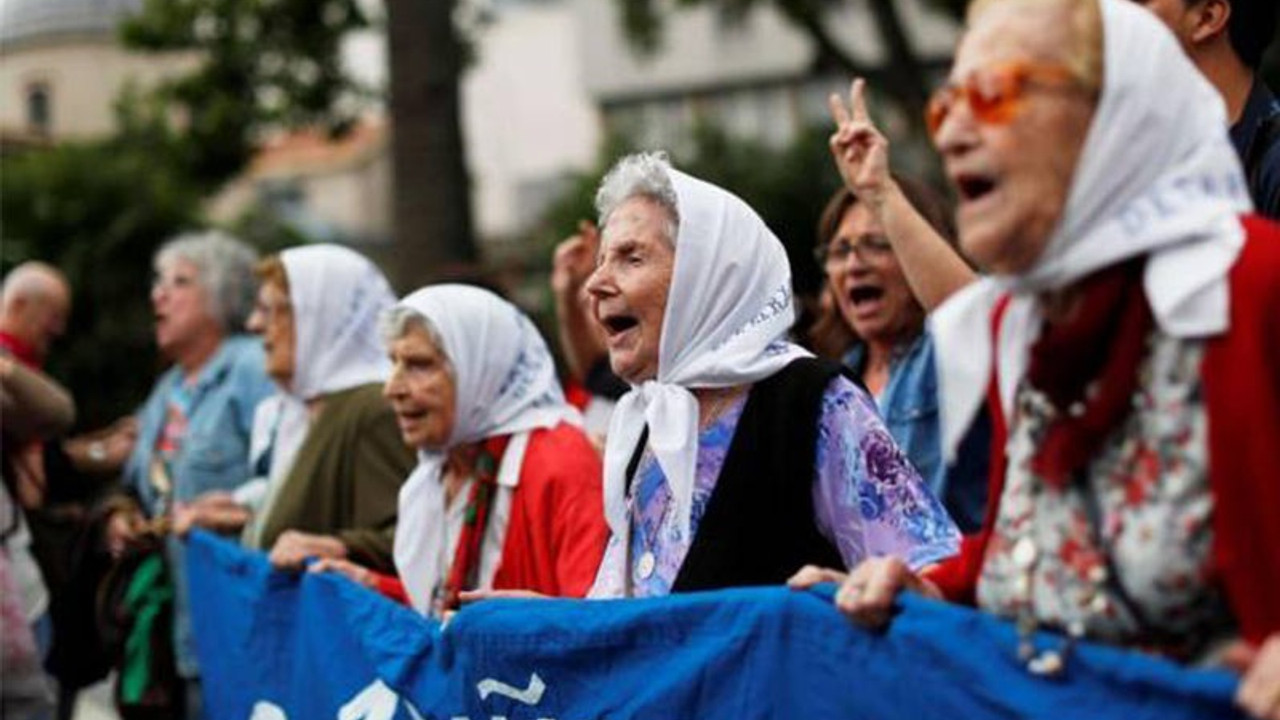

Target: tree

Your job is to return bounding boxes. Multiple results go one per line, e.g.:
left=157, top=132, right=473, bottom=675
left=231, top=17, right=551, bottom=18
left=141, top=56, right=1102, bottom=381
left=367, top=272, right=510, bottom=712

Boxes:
left=616, top=0, right=947, bottom=127
left=384, top=0, right=479, bottom=289
left=120, top=0, right=371, bottom=189
left=1, top=136, right=203, bottom=426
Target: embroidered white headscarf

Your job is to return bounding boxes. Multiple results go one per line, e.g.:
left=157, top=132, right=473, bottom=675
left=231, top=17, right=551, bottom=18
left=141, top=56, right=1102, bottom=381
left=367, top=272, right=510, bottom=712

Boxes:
left=241, top=244, right=395, bottom=546
left=392, top=285, right=581, bottom=613
left=600, top=161, right=810, bottom=542
left=281, top=244, right=395, bottom=400
left=932, top=0, right=1252, bottom=462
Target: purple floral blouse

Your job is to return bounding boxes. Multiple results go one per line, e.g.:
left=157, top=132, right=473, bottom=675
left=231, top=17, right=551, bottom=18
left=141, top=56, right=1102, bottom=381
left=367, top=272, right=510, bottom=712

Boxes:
left=589, top=376, right=960, bottom=598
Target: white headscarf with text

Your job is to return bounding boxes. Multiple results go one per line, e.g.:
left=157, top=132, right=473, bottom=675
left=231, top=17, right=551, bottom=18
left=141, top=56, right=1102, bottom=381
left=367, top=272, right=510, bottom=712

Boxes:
left=932, top=0, right=1251, bottom=461
left=601, top=166, right=810, bottom=542
left=392, top=285, right=580, bottom=614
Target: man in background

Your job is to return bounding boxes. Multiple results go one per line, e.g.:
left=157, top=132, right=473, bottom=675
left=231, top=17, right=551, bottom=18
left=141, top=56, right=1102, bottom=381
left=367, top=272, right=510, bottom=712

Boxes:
left=1136, top=0, right=1280, bottom=216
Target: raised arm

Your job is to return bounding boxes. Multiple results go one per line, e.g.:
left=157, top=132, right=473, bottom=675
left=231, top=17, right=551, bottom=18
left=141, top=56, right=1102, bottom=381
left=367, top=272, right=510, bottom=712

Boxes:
left=829, top=78, right=976, bottom=312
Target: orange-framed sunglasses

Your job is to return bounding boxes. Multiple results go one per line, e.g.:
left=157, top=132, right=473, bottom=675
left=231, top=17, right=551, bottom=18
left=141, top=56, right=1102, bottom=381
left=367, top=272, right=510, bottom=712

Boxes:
left=925, top=61, right=1085, bottom=137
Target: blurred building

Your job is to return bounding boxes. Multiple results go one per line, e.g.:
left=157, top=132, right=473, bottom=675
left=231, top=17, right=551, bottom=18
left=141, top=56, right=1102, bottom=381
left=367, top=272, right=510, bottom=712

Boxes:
left=0, top=0, right=196, bottom=148
left=577, top=0, right=958, bottom=163
left=1, top=0, right=959, bottom=254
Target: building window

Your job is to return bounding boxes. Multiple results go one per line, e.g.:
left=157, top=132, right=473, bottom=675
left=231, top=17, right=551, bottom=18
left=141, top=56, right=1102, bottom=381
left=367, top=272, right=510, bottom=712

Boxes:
left=26, top=83, right=51, bottom=135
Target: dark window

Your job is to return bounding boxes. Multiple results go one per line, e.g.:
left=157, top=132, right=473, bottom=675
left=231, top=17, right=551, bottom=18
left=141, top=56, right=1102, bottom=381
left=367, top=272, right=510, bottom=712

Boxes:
left=26, top=83, right=51, bottom=134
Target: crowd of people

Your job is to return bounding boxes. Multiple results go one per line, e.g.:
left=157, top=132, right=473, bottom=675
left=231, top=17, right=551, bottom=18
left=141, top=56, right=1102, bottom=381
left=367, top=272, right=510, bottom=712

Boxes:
left=3, top=0, right=1280, bottom=718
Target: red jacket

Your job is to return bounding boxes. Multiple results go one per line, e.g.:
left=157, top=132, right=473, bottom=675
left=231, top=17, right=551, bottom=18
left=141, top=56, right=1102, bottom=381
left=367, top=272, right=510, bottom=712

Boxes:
left=930, top=216, right=1280, bottom=646
left=374, top=423, right=608, bottom=605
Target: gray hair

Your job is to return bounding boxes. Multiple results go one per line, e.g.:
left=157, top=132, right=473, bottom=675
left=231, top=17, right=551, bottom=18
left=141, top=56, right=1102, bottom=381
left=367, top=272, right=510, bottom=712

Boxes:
left=378, top=305, right=455, bottom=377
left=154, top=230, right=259, bottom=331
left=595, top=151, right=680, bottom=246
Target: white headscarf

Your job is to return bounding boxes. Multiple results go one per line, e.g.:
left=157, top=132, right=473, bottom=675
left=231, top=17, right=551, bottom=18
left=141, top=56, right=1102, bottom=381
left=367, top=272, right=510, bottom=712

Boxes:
left=240, top=244, right=395, bottom=546
left=281, top=244, right=395, bottom=401
left=932, top=0, right=1252, bottom=461
left=601, top=166, right=810, bottom=541
left=392, top=285, right=580, bottom=613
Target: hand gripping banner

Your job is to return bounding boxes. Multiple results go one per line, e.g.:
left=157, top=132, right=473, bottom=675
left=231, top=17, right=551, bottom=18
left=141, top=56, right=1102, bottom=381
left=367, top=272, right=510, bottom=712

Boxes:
left=186, top=531, right=1247, bottom=720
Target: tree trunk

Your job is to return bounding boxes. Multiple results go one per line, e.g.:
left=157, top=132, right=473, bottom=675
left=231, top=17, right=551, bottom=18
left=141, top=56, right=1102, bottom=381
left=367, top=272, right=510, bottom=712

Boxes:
left=385, top=0, right=477, bottom=290
left=865, top=0, right=930, bottom=116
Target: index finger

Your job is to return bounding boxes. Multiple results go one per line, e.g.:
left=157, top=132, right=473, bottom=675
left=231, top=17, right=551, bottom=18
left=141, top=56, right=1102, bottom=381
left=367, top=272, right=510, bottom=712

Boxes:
left=827, top=91, right=851, bottom=127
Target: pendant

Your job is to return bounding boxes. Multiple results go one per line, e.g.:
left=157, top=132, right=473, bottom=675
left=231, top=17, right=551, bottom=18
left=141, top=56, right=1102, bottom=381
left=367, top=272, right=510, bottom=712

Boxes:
left=636, top=550, right=656, bottom=580
left=1012, top=537, right=1038, bottom=569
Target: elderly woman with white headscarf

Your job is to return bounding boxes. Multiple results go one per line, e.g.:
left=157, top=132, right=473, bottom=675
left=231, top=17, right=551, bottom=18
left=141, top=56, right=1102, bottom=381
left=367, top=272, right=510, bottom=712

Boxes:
left=178, top=244, right=415, bottom=573
left=581, top=152, right=959, bottom=599
left=791, top=0, right=1280, bottom=714
left=317, top=285, right=609, bottom=616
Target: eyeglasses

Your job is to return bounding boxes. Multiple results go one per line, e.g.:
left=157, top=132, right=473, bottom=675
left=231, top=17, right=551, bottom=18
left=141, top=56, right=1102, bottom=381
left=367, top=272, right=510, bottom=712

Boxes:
left=816, top=235, right=893, bottom=265
left=251, top=299, right=293, bottom=323
left=925, top=61, right=1085, bottom=137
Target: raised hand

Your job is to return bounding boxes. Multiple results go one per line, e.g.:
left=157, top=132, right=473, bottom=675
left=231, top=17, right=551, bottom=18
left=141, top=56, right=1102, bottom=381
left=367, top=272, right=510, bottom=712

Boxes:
left=552, top=220, right=601, bottom=301
left=829, top=78, right=892, bottom=214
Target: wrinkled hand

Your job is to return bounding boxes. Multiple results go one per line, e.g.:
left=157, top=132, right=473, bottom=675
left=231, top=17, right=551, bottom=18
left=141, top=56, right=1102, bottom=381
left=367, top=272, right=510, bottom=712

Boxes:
left=787, top=565, right=850, bottom=590
left=1229, top=635, right=1280, bottom=720
left=309, top=557, right=378, bottom=589
left=797, top=557, right=940, bottom=628
left=829, top=78, right=892, bottom=214
left=102, top=416, right=140, bottom=465
left=105, top=507, right=148, bottom=558
left=551, top=220, right=600, bottom=299
left=268, top=530, right=346, bottom=571
left=457, top=588, right=548, bottom=605
left=172, top=491, right=250, bottom=538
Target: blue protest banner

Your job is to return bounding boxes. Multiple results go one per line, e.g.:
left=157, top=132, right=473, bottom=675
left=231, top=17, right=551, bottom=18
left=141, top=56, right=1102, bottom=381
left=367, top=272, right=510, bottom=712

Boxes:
left=187, top=530, right=1247, bottom=720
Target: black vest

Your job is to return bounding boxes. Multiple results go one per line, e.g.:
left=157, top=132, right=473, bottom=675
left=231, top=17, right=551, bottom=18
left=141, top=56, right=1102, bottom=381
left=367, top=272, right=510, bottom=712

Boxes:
left=669, top=357, right=848, bottom=592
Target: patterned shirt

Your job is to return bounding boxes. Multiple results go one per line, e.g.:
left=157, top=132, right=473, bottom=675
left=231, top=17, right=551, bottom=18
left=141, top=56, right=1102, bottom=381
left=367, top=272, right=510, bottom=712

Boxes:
left=976, top=331, right=1232, bottom=659
left=590, top=376, right=959, bottom=598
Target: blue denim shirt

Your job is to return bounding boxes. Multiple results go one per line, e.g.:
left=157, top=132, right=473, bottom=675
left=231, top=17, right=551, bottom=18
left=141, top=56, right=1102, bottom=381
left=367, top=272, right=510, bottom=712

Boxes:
left=122, top=334, right=275, bottom=678
left=843, top=330, right=989, bottom=532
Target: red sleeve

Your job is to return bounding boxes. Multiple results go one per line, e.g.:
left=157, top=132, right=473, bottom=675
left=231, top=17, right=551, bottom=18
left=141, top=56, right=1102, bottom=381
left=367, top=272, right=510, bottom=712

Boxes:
left=929, top=294, right=1013, bottom=604
left=1203, top=216, right=1280, bottom=645
left=371, top=572, right=411, bottom=606
left=494, top=424, right=609, bottom=597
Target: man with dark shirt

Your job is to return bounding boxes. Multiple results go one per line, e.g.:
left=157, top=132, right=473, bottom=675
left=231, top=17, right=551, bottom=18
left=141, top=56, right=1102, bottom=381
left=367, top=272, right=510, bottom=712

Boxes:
left=1136, top=0, right=1280, bottom=217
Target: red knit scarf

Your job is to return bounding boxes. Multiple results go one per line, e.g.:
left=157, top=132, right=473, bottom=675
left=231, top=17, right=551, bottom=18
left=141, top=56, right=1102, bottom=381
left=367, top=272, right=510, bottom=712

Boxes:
left=1025, top=259, right=1154, bottom=487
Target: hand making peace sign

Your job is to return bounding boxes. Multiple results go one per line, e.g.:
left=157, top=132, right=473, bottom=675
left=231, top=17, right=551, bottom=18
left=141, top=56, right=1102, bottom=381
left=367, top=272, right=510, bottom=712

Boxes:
left=828, top=78, right=893, bottom=216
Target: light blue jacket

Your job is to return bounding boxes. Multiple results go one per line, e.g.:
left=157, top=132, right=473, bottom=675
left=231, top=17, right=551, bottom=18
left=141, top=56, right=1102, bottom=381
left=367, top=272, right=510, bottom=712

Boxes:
left=122, top=334, right=275, bottom=678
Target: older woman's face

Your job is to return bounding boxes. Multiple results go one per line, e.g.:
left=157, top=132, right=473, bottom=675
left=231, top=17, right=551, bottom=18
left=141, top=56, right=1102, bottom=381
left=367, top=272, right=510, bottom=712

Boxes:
left=584, top=196, right=676, bottom=384
left=245, top=280, right=296, bottom=388
left=151, top=258, right=220, bottom=360
left=825, top=201, right=924, bottom=348
left=383, top=324, right=457, bottom=450
left=935, top=2, right=1097, bottom=274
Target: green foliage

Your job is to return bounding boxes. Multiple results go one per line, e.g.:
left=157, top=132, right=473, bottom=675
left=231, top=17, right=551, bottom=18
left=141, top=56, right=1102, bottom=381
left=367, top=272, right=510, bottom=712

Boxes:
left=1, top=139, right=203, bottom=427
left=120, top=0, right=370, bottom=187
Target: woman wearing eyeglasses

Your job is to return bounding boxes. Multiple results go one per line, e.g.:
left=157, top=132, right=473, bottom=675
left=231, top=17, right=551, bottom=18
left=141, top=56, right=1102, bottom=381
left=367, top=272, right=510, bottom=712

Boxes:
left=792, top=0, right=1280, bottom=716
left=814, top=177, right=989, bottom=532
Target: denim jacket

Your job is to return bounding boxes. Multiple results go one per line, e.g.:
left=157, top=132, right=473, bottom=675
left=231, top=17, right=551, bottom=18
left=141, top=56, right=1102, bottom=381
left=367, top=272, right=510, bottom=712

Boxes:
left=122, top=334, right=275, bottom=677
left=843, top=330, right=989, bottom=532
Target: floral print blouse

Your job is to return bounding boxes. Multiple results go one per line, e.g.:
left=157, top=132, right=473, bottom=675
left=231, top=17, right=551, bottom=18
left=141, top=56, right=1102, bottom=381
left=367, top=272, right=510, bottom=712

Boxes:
left=977, top=331, right=1233, bottom=660
left=590, top=376, right=959, bottom=598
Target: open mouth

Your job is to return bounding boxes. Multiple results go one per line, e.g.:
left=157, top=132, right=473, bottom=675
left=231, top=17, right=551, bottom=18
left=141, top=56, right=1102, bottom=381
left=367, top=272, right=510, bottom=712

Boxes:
left=396, top=408, right=427, bottom=424
left=849, top=286, right=884, bottom=307
left=955, top=174, right=997, bottom=203
left=601, top=314, right=639, bottom=337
